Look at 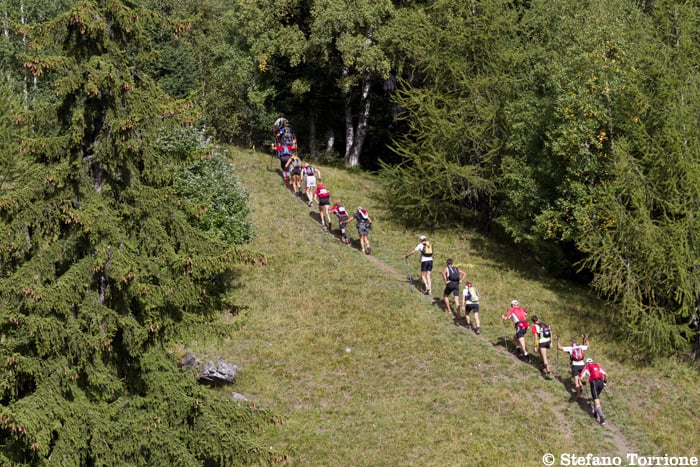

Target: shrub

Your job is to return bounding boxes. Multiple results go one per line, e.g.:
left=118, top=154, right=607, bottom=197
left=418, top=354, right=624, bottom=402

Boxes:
left=175, top=151, right=253, bottom=244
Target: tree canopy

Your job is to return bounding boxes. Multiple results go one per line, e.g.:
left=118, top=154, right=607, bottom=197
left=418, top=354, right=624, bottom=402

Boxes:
left=0, top=0, right=280, bottom=463
left=377, top=0, right=700, bottom=356
left=1, top=0, right=699, bottom=461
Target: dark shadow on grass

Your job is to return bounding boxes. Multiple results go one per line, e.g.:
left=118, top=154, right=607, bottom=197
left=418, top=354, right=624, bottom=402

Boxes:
left=308, top=210, right=323, bottom=227
left=488, top=333, right=555, bottom=374
left=553, top=371, right=597, bottom=420
left=403, top=278, right=430, bottom=295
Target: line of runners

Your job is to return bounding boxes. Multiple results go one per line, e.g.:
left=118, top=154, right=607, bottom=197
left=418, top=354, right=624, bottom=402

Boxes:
left=272, top=115, right=610, bottom=426
left=404, top=235, right=611, bottom=426
left=273, top=117, right=374, bottom=254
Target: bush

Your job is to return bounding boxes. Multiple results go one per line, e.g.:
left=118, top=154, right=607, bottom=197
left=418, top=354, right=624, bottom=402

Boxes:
left=175, top=151, right=253, bottom=244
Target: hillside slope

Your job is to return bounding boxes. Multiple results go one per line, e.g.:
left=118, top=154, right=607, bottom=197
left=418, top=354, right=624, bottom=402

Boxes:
left=202, top=148, right=698, bottom=466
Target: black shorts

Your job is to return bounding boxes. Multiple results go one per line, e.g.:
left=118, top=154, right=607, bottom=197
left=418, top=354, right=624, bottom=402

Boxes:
left=337, top=215, right=349, bottom=225
left=465, top=303, right=480, bottom=314
left=589, top=380, right=605, bottom=399
left=443, top=281, right=459, bottom=297
left=571, top=364, right=585, bottom=378
left=319, top=197, right=330, bottom=206
left=515, top=325, right=528, bottom=339
left=539, top=341, right=551, bottom=349
left=357, top=222, right=370, bottom=236
left=420, top=260, right=433, bottom=272
left=291, top=168, right=301, bottom=175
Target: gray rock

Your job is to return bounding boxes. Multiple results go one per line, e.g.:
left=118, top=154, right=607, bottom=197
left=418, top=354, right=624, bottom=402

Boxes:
left=181, top=353, right=240, bottom=384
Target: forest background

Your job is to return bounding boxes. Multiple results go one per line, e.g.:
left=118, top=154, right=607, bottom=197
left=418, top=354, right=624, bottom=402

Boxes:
left=0, top=0, right=698, bottom=464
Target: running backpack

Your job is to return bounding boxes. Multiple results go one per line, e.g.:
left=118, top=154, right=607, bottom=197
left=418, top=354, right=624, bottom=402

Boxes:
left=292, top=157, right=301, bottom=168
left=332, top=205, right=347, bottom=217
left=423, top=242, right=433, bottom=256
left=539, top=322, right=551, bottom=338
left=571, top=346, right=584, bottom=361
left=305, top=166, right=314, bottom=176
left=447, top=266, right=460, bottom=281
left=466, top=286, right=479, bottom=302
left=280, top=130, right=294, bottom=145
left=588, top=363, right=603, bottom=380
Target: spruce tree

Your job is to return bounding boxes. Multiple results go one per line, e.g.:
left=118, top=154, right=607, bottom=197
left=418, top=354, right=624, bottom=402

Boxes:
left=0, top=0, right=280, bottom=463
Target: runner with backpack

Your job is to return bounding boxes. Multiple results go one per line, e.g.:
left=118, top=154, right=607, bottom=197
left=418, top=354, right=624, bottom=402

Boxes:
left=278, top=145, right=293, bottom=187
left=461, top=281, right=481, bottom=334
left=278, top=121, right=297, bottom=152
left=272, top=113, right=288, bottom=141
left=501, top=300, right=530, bottom=362
left=441, top=259, right=466, bottom=318
left=530, top=315, right=552, bottom=376
left=285, top=153, right=303, bottom=196
left=403, top=236, right=433, bottom=296
left=313, top=182, right=332, bottom=230
left=330, top=199, right=350, bottom=244
left=345, top=207, right=373, bottom=254
left=303, top=162, right=321, bottom=206
left=580, top=357, right=609, bottom=425
left=556, top=335, right=591, bottom=400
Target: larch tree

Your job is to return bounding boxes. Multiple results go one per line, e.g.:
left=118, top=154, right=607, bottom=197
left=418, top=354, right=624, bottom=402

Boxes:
left=0, top=0, right=282, bottom=463
left=577, top=0, right=700, bottom=356
left=378, top=0, right=516, bottom=229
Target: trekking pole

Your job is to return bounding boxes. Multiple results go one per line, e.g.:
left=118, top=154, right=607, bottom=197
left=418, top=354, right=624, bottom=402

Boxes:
left=502, top=319, right=509, bottom=353
left=404, top=257, right=414, bottom=288
left=603, top=382, right=615, bottom=413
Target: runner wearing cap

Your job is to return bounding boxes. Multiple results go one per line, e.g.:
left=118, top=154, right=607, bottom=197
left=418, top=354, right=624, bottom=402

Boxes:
left=403, top=235, right=434, bottom=295
left=580, top=357, right=608, bottom=425
left=502, top=300, right=530, bottom=361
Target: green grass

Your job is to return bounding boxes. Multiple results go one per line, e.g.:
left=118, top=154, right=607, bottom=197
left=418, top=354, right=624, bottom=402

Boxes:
left=192, top=148, right=699, bottom=466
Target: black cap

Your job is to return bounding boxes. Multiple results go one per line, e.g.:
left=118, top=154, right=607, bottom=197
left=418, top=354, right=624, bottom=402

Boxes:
left=446, top=258, right=453, bottom=265
left=531, top=315, right=539, bottom=322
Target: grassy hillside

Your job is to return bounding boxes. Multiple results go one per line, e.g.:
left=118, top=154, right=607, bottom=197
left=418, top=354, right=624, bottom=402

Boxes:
left=192, top=147, right=699, bottom=466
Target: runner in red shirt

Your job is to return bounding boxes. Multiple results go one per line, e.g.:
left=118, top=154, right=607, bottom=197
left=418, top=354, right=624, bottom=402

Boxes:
left=580, top=357, right=609, bottom=425
left=314, top=182, right=332, bottom=230
left=501, top=300, right=530, bottom=361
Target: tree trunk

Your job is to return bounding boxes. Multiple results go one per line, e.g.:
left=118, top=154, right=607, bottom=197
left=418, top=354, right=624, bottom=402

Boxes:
left=342, top=67, right=372, bottom=167
left=343, top=67, right=354, bottom=162
left=325, top=128, right=335, bottom=153
left=345, top=70, right=371, bottom=167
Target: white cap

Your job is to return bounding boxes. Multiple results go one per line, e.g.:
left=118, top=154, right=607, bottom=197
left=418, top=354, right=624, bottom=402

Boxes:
left=510, top=300, right=519, bottom=306
left=419, top=235, right=426, bottom=241
left=586, top=358, right=593, bottom=363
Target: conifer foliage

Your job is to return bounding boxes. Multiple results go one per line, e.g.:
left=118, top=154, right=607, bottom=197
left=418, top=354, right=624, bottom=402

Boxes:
left=0, top=1, right=279, bottom=463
